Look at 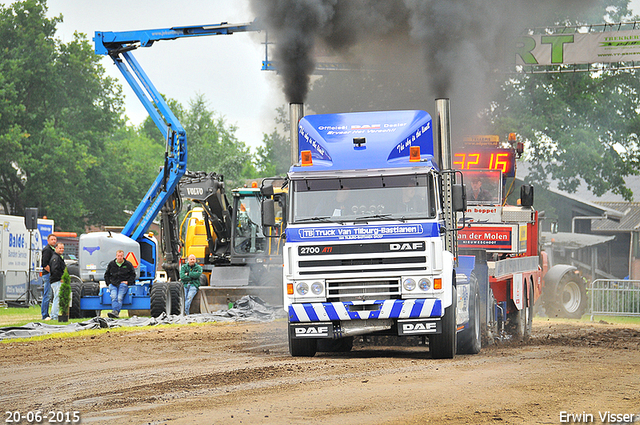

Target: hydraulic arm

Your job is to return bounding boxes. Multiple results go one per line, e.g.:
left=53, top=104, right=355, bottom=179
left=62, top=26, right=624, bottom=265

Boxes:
left=93, top=21, right=260, bottom=278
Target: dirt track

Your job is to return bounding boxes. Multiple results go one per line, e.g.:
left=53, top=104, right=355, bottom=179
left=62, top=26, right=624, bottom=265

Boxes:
left=1, top=318, right=639, bottom=425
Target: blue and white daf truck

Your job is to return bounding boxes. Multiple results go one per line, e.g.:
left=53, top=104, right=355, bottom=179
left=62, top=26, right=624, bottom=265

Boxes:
left=264, top=100, right=475, bottom=358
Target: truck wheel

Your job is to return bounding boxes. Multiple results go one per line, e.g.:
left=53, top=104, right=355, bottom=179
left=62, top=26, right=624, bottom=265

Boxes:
left=508, top=278, right=533, bottom=341
left=69, top=281, right=82, bottom=319
left=457, top=274, right=481, bottom=354
left=150, top=282, right=171, bottom=318
left=288, top=325, right=317, bottom=357
left=79, top=281, right=100, bottom=318
left=430, top=285, right=457, bottom=359
left=317, top=337, right=354, bottom=353
left=552, top=275, right=588, bottom=319
left=168, top=281, right=184, bottom=316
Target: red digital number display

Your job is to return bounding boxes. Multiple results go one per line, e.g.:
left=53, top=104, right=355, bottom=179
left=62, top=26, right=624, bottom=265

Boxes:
left=452, top=149, right=516, bottom=177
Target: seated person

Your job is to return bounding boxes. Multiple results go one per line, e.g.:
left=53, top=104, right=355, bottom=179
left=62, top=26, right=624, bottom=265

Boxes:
left=469, top=177, right=492, bottom=203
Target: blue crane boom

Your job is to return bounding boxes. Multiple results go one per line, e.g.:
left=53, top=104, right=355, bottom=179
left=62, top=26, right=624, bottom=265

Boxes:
left=92, top=21, right=261, bottom=280
left=93, top=21, right=259, bottom=243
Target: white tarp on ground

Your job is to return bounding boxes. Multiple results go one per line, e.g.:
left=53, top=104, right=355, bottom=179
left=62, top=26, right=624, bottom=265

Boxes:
left=0, top=296, right=286, bottom=341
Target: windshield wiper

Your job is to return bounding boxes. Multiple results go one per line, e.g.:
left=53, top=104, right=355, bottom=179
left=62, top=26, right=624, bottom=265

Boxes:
left=353, top=214, right=406, bottom=223
left=296, top=216, right=334, bottom=223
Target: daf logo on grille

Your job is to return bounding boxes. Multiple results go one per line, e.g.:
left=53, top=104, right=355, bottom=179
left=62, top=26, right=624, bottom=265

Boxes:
left=390, top=242, right=424, bottom=251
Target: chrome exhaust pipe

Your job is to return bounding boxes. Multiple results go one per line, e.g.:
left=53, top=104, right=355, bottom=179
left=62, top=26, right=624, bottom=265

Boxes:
left=435, top=98, right=452, bottom=171
left=289, top=103, right=304, bottom=166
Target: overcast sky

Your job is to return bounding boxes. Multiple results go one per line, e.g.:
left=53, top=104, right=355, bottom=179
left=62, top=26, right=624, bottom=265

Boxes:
left=45, top=0, right=284, bottom=151
left=38, top=0, right=640, bottom=152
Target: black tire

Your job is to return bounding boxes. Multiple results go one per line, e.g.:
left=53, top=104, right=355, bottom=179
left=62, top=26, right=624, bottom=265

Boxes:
left=430, top=284, right=457, bottom=359
left=168, top=281, right=184, bottom=316
left=551, top=275, right=588, bottom=319
left=150, top=281, right=171, bottom=318
left=457, top=273, right=482, bottom=354
left=507, top=278, right=533, bottom=341
left=80, top=280, right=100, bottom=318
left=69, top=281, right=82, bottom=319
left=199, top=273, right=209, bottom=287
left=288, top=325, right=317, bottom=357
left=317, top=337, right=354, bottom=353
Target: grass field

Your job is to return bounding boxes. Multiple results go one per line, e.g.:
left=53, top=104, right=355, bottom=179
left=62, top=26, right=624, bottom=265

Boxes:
left=0, top=305, right=96, bottom=327
left=3, top=304, right=640, bottom=329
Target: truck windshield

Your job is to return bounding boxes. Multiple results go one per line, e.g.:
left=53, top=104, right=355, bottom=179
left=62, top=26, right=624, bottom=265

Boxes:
left=233, top=194, right=267, bottom=254
left=292, top=174, right=436, bottom=223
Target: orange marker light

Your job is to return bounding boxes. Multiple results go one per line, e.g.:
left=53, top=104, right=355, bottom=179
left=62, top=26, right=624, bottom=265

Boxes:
left=434, top=278, right=442, bottom=290
left=301, top=150, right=313, bottom=166
left=251, top=181, right=258, bottom=188
left=410, top=146, right=420, bottom=162
left=508, top=132, right=517, bottom=142
left=287, top=283, right=294, bottom=295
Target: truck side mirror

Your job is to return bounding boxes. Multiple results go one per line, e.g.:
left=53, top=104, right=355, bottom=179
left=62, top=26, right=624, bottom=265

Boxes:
left=520, top=185, right=534, bottom=207
left=452, top=184, right=467, bottom=212
left=261, top=185, right=274, bottom=197
left=262, top=199, right=276, bottom=227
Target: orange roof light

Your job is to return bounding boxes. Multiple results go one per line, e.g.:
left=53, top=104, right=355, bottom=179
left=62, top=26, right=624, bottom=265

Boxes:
left=508, top=132, right=517, bottom=142
left=251, top=181, right=258, bottom=188
left=409, top=146, right=421, bottom=162
left=301, top=150, right=313, bottom=166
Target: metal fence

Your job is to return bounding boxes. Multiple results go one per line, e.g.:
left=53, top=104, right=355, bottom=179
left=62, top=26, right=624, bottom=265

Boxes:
left=590, top=279, right=640, bottom=320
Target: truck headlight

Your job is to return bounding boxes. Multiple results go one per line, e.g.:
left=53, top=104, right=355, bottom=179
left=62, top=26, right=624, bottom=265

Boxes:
left=403, top=278, right=416, bottom=291
left=296, top=282, right=309, bottom=295
left=311, top=281, right=324, bottom=295
left=418, top=278, right=431, bottom=291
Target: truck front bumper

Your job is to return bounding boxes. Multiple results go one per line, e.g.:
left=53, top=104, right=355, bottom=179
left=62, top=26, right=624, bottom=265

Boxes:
left=288, top=298, right=443, bottom=323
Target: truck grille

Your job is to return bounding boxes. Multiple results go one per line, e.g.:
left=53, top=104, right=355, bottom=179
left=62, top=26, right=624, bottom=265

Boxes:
left=297, top=255, right=427, bottom=275
left=327, top=278, right=400, bottom=302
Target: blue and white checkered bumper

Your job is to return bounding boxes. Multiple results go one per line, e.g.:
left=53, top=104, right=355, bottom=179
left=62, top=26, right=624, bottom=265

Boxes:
left=289, top=299, right=443, bottom=323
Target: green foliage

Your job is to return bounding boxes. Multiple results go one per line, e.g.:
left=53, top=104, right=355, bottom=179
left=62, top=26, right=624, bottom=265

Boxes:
left=486, top=70, right=640, bottom=201
left=58, top=267, right=71, bottom=316
left=181, top=94, right=255, bottom=188
left=0, top=0, right=162, bottom=232
left=255, top=106, right=291, bottom=176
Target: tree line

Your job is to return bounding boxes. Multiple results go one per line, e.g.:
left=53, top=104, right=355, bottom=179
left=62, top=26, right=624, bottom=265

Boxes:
left=2, top=0, right=639, bottom=234
left=0, top=0, right=290, bottom=233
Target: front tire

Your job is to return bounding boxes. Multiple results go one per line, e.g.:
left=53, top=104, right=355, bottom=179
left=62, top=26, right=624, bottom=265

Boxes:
left=457, top=274, right=481, bottom=354
left=150, top=282, right=171, bottom=318
left=168, top=281, right=184, bottom=316
left=430, top=285, right=457, bottom=359
left=508, top=278, right=533, bottom=341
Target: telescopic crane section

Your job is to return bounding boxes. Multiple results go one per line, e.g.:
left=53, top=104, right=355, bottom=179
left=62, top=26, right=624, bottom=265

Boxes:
left=93, top=21, right=260, bottom=243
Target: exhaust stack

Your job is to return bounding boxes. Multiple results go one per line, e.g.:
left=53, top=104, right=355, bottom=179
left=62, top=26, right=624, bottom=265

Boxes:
left=435, top=98, right=458, bottom=258
left=435, top=98, right=452, bottom=171
left=289, top=103, right=304, bottom=166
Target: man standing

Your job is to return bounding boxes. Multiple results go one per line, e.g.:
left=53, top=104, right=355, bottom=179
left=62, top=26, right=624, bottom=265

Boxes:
left=48, top=243, right=66, bottom=321
left=40, top=234, right=57, bottom=320
left=104, top=250, right=136, bottom=319
left=180, top=254, right=202, bottom=315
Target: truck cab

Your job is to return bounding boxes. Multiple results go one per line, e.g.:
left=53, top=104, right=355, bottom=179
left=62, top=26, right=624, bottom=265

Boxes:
left=275, top=108, right=467, bottom=358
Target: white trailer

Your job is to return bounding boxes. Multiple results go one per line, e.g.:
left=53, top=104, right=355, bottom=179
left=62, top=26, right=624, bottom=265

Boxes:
left=0, top=214, right=54, bottom=304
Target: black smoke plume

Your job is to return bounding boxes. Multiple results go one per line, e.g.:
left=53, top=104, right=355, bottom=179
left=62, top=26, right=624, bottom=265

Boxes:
left=251, top=0, right=602, bottom=131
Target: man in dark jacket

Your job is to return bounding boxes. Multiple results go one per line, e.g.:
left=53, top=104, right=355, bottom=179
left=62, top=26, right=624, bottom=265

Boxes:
left=180, top=254, right=203, bottom=315
left=40, top=233, right=57, bottom=320
left=48, top=243, right=66, bottom=321
left=104, top=250, right=136, bottom=319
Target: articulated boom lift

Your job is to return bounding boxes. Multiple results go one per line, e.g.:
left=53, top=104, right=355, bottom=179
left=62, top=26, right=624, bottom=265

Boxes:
left=76, top=22, right=262, bottom=318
